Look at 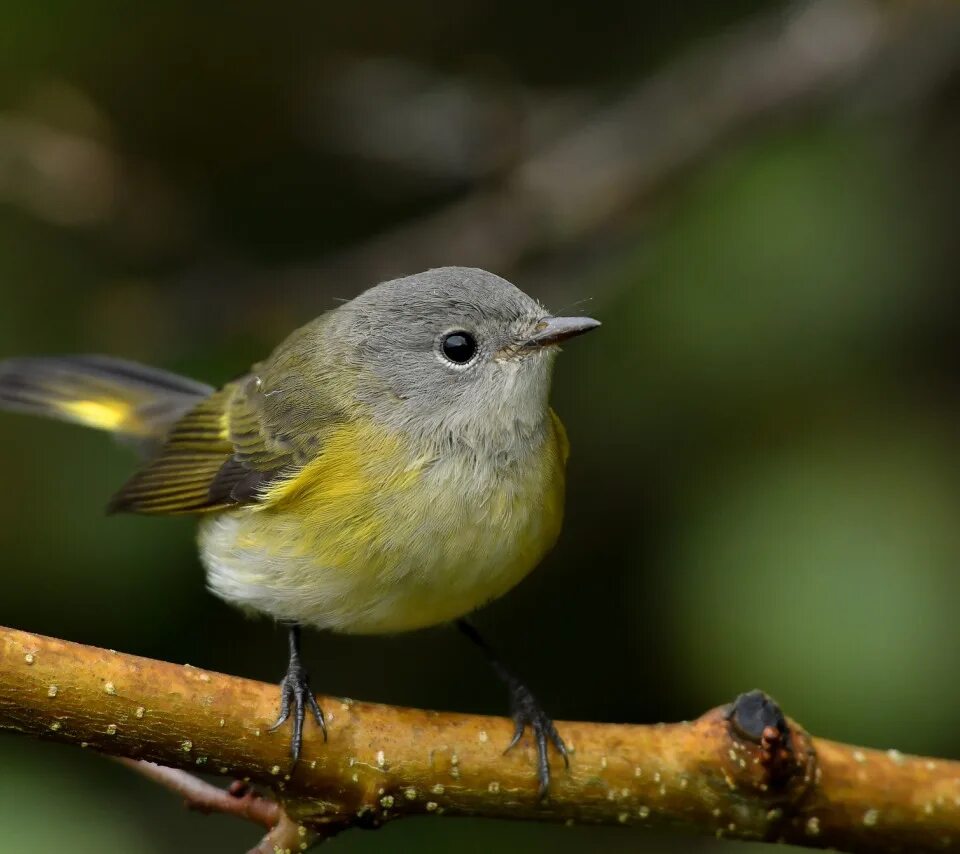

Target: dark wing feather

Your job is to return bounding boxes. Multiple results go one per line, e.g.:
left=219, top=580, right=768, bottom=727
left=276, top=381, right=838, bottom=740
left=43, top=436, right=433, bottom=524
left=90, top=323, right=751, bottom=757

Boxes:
left=108, top=376, right=297, bottom=515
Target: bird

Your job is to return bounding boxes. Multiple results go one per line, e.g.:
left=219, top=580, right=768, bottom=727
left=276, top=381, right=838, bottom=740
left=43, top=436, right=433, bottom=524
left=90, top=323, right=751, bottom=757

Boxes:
left=0, top=266, right=599, bottom=795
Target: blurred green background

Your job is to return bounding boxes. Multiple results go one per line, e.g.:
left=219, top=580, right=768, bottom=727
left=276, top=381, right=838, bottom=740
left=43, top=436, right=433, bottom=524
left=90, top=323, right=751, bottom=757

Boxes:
left=3, top=1, right=960, bottom=851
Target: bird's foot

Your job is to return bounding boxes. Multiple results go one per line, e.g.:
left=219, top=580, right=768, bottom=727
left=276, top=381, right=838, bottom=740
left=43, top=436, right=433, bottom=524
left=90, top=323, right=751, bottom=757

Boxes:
left=268, top=656, right=326, bottom=764
left=504, top=678, right=569, bottom=799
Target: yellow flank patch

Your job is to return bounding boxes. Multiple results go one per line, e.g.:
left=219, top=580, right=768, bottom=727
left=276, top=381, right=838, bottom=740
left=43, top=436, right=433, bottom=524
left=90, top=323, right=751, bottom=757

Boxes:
left=261, top=421, right=418, bottom=510
left=256, top=421, right=428, bottom=570
left=549, top=408, right=570, bottom=463
left=57, top=399, right=137, bottom=434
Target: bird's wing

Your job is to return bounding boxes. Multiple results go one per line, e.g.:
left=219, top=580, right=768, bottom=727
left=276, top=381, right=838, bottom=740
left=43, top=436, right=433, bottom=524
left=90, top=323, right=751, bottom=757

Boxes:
left=108, top=374, right=329, bottom=515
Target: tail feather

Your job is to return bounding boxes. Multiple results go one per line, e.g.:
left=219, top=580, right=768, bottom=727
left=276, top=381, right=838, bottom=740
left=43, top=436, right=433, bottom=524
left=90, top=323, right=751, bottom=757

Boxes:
left=0, top=355, right=213, bottom=440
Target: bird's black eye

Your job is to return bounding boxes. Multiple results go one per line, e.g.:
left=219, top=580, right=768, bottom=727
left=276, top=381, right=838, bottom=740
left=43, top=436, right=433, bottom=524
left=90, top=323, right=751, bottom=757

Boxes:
left=441, top=331, right=477, bottom=364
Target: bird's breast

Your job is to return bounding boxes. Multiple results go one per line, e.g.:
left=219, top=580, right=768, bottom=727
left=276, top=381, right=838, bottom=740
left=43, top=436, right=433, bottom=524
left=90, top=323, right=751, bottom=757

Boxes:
left=199, top=415, right=568, bottom=633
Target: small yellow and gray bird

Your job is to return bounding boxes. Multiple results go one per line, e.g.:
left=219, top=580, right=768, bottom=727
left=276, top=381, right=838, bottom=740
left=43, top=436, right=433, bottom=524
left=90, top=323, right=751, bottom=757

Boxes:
left=0, top=266, right=598, bottom=793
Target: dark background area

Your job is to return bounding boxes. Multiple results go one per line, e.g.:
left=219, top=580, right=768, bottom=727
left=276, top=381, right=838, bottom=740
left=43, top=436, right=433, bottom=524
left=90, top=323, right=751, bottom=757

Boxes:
left=2, top=1, right=960, bottom=851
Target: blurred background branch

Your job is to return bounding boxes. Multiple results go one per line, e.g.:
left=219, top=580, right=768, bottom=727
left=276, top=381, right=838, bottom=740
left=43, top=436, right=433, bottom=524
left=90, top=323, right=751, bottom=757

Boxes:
left=2, top=0, right=958, bottom=319
left=287, top=0, right=958, bottom=300
left=5, top=626, right=960, bottom=853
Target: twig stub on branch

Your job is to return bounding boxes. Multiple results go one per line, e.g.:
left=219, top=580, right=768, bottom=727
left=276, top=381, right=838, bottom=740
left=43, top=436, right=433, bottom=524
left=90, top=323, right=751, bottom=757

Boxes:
left=2, top=625, right=960, bottom=851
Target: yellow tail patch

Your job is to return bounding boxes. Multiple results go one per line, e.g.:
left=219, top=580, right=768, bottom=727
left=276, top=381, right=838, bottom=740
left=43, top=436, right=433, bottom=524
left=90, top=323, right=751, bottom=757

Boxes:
left=55, top=398, right=141, bottom=435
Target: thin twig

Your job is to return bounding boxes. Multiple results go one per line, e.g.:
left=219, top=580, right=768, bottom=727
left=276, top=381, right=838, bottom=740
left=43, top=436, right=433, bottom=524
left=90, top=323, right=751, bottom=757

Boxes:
left=114, top=758, right=279, bottom=827
left=114, top=759, right=316, bottom=851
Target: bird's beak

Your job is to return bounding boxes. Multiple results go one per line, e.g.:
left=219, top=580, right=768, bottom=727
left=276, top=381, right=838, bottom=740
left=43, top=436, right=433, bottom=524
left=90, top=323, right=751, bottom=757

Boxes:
left=522, top=316, right=601, bottom=349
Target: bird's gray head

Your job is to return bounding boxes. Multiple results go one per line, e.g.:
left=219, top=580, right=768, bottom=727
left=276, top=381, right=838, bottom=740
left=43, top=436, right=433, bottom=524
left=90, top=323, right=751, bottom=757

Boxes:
left=334, top=267, right=598, bottom=450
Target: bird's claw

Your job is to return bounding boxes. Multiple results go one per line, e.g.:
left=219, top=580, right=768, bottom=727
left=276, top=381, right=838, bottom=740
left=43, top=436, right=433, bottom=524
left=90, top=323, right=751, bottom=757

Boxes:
left=504, top=679, right=569, bottom=799
left=269, top=660, right=326, bottom=763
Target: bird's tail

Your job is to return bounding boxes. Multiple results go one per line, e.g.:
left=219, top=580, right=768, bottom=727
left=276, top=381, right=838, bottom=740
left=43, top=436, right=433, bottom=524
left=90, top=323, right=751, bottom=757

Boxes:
left=0, top=355, right=213, bottom=441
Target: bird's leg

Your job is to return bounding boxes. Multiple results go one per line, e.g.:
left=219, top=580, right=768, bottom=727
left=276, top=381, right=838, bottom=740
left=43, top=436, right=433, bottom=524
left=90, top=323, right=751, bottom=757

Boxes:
left=268, top=624, right=326, bottom=763
left=456, top=619, right=569, bottom=798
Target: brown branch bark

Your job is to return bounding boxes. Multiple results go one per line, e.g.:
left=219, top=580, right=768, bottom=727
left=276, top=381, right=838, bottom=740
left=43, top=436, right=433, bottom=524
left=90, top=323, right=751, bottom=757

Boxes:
left=1, top=625, right=959, bottom=852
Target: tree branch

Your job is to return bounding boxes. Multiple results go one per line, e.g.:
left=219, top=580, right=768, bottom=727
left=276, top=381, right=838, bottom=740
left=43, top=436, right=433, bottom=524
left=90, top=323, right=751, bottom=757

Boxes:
left=2, top=625, right=959, bottom=852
